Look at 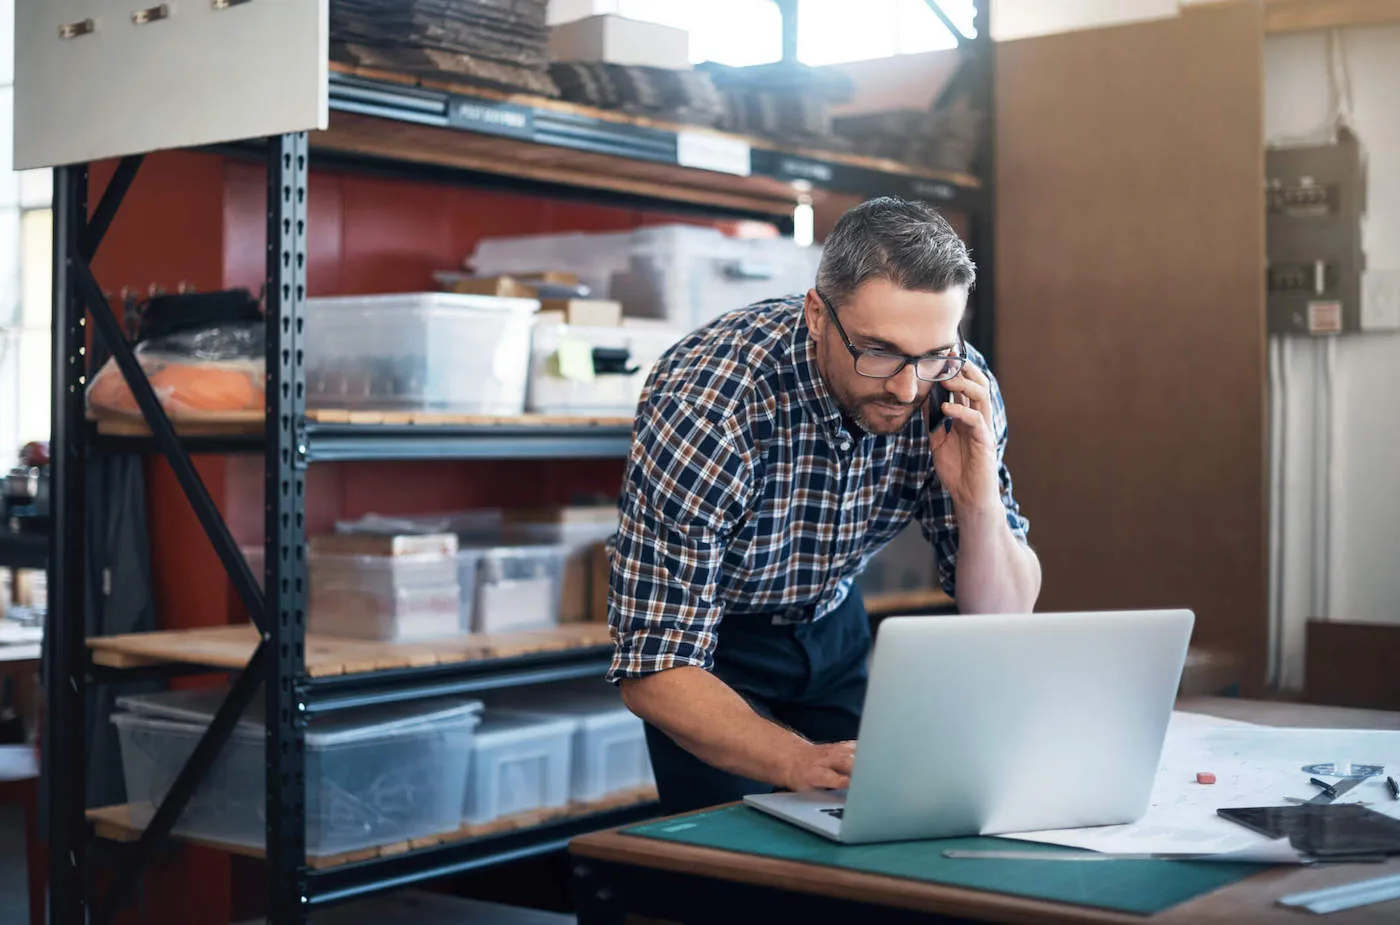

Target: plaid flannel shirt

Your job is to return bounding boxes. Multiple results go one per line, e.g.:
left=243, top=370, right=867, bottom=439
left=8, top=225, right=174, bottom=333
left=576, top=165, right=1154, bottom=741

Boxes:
left=607, top=295, right=1028, bottom=682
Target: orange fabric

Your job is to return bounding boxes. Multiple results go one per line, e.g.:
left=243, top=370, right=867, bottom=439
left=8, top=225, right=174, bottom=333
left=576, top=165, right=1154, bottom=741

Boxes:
left=88, top=357, right=263, bottom=416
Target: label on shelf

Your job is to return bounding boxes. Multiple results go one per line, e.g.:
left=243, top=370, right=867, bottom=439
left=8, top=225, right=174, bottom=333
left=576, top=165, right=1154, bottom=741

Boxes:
left=677, top=131, right=752, bottom=177
left=448, top=98, right=536, bottom=141
left=775, top=156, right=834, bottom=184
left=912, top=180, right=957, bottom=202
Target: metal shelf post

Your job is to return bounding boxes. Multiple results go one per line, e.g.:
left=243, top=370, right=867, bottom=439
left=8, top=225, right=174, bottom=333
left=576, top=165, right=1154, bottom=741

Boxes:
left=46, top=162, right=90, bottom=925
left=266, top=131, right=312, bottom=923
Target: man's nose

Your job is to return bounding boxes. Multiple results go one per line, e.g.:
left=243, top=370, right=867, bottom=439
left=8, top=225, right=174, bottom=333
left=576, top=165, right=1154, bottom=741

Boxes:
left=885, top=365, right=919, bottom=404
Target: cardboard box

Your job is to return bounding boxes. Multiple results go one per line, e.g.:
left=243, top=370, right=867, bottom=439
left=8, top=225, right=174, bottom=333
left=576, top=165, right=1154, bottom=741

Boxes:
left=549, top=14, right=690, bottom=70
left=589, top=541, right=612, bottom=624
left=539, top=298, right=624, bottom=327
left=505, top=506, right=619, bottom=528
left=436, top=274, right=540, bottom=299
left=559, top=549, right=590, bottom=623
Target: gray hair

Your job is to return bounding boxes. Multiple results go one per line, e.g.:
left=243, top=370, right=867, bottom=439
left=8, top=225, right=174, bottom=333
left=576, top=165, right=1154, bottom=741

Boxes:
left=815, top=197, right=976, bottom=306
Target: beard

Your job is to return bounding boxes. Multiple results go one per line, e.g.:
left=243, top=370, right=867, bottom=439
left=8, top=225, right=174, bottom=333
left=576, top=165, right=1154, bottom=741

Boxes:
left=813, top=335, right=924, bottom=435
left=850, top=397, right=921, bottom=435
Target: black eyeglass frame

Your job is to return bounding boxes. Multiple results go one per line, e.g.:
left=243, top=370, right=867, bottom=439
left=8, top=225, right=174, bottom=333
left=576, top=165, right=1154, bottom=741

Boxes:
left=814, top=288, right=967, bottom=383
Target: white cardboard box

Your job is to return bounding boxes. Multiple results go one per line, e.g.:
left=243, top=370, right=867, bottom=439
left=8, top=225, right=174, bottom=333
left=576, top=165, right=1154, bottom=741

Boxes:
left=549, top=14, right=690, bottom=70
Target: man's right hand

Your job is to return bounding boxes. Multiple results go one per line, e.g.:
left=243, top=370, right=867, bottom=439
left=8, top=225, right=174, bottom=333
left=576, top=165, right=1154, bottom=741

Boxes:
left=622, top=667, right=860, bottom=793
left=783, top=740, right=856, bottom=791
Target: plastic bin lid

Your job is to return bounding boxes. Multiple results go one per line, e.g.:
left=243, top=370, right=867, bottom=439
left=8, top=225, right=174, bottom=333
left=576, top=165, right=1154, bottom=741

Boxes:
left=472, top=712, right=577, bottom=746
left=306, top=292, right=540, bottom=315
left=115, top=689, right=482, bottom=746
left=483, top=685, right=639, bottom=730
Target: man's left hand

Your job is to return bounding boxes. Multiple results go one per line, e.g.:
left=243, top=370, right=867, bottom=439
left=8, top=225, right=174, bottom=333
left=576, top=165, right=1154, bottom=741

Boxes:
left=930, top=362, right=1003, bottom=514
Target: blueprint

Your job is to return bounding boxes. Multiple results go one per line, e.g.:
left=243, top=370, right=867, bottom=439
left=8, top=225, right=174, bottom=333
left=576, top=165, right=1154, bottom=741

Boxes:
left=1002, top=711, right=1400, bottom=863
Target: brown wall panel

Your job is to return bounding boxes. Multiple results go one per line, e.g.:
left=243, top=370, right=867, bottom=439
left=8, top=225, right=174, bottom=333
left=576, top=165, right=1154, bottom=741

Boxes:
left=995, top=3, right=1269, bottom=688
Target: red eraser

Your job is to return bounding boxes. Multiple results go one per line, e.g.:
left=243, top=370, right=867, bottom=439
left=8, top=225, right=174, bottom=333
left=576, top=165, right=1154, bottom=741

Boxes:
left=1196, top=772, right=1216, bottom=785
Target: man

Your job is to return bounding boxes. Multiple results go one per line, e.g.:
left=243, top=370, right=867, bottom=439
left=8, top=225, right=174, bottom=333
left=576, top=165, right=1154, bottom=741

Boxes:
left=608, top=197, right=1041, bottom=815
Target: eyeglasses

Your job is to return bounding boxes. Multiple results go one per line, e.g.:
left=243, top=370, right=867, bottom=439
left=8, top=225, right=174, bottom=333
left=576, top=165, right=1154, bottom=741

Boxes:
left=815, top=289, right=966, bottom=382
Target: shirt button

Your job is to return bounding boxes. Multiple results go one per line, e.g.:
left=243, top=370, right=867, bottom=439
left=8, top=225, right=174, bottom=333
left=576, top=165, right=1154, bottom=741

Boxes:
left=837, top=436, right=852, bottom=451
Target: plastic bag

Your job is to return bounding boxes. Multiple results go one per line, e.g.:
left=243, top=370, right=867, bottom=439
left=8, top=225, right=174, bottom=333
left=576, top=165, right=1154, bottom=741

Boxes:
left=87, top=291, right=266, bottom=418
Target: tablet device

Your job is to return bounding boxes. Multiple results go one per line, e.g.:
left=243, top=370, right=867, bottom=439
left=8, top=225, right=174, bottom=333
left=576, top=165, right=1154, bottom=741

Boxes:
left=1217, top=804, right=1400, bottom=857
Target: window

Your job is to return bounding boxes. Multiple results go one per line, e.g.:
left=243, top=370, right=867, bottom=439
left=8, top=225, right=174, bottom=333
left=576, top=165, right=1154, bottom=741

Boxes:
left=0, top=159, right=55, bottom=463
left=573, top=0, right=975, bottom=69
left=616, top=0, right=783, bottom=67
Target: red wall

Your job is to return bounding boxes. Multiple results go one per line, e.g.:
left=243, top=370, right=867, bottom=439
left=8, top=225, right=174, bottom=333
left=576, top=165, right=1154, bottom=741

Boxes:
left=91, top=149, right=747, bottom=924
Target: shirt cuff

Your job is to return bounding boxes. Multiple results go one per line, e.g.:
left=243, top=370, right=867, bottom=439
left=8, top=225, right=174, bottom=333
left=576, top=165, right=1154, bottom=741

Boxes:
left=606, top=625, right=716, bottom=684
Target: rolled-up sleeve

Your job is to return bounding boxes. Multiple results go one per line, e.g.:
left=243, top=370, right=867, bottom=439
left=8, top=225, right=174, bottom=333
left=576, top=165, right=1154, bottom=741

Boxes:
left=915, top=351, right=1030, bottom=598
left=607, top=396, right=751, bottom=683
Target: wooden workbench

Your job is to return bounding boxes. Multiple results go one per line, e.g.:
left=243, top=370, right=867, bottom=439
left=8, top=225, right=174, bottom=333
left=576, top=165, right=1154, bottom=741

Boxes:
left=569, top=698, right=1400, bottom=924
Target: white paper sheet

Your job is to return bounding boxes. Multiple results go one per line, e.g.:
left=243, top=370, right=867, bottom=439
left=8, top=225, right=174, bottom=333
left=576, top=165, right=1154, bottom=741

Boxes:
left=1001, top=712, right=1400, bottom=863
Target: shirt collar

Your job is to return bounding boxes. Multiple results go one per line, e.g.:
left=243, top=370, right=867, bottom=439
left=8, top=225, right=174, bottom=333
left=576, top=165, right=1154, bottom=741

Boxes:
left=790, top=306, right=846, bottom=437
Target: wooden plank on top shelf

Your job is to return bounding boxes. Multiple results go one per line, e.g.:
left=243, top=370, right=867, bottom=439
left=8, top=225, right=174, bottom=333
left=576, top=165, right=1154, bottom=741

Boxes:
left=87, top=785, right=659, bottom=870
left=327, top=62, right=982, bottom=190
left=315, top=111, right=800, bottom=217
left=1264, top=0, right=1400, bottom=33
left=864, top=588, right=955, bottom=614
left=92, top=409, right=635, bottom=437
left=87, top=622, right=615, bottom=677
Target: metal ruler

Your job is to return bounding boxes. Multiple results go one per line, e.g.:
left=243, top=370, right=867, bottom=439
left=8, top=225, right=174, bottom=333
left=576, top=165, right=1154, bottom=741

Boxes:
left=1277, top=872, right=1400, bottom=914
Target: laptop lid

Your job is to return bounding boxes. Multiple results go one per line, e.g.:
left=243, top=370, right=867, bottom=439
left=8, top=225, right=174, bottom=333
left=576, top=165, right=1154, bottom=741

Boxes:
left=837, top=609, right=1193, bottom=844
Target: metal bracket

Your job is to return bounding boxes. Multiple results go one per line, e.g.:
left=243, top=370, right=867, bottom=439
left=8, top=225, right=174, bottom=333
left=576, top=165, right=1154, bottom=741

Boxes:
left=59, top=19, right=96, bottom=39
left=131, top=5, right=170, bottom=25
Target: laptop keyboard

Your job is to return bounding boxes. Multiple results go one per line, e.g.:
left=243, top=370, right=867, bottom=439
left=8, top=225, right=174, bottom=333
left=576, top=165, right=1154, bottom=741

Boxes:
left=820, top=807, right=845, bottom=819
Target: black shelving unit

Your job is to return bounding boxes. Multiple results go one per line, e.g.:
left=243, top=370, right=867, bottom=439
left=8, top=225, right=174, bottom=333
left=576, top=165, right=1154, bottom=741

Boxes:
left=89, top=420, right=637, bottom=463
left=43, top=6, right=997, bottom=921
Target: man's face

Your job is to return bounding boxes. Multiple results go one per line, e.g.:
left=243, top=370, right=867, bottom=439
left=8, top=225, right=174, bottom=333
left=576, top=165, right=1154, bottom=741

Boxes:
left=804, top=277, right=967, bottom=435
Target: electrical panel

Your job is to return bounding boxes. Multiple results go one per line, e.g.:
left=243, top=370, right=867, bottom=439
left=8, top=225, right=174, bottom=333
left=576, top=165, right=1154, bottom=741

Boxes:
left=1265, top=134, right=1366, bottom=335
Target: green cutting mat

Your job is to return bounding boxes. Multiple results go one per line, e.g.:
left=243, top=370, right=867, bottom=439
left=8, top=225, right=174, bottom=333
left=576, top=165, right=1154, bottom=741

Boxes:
left=624, top=805, right=1262, bottom=916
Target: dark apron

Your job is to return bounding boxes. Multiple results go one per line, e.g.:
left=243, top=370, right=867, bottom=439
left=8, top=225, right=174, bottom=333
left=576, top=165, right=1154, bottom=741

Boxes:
left=644, top=585, right=871, bottom=815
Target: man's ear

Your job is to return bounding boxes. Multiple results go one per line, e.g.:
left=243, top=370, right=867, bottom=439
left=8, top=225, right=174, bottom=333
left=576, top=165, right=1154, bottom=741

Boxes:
left=803, top=289, right=826, bottom=338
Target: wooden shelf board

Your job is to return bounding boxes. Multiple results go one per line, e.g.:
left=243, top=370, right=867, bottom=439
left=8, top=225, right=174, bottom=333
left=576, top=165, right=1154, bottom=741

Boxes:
left=91, top=410, right=634, bottom=438
left=88, top=786, right=658, bottom=870
left=865, top=588, right=955, bottom=614
left=315, top=110, right=800, bottom=217
left=90, top=411, right=264, bottom=437
left=87, top=622, right=614, bottom=677
left=326, top=61, right=981, bottom=192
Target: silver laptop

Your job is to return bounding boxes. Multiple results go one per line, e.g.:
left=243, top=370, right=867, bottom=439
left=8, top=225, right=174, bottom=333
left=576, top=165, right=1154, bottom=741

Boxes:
left=745, top=609, right=1193, bottom=844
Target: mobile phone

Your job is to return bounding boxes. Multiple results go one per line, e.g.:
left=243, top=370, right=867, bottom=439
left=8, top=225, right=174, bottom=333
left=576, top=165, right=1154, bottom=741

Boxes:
left=927, top=383, right=953, bottom=434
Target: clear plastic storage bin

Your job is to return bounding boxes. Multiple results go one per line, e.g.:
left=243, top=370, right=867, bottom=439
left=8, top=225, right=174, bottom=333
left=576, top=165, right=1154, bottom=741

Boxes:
left=309, top=580, right=462, bottom=642
left=487, top=682, right=652, bottom=802
left=112, top=690, right=481, bottom=857
left=464, top=713, right=575, bottom=825
left=305, top=293, right=538, bottom=414
left=471, top=225, right=822, bottom=333
left=244, top=545, right=464, bottom=641
left=527, top=321, right=682, bottom=416
left=314, top=552, right=460, bottom=595
left=469, top=543, right=567, bottom=634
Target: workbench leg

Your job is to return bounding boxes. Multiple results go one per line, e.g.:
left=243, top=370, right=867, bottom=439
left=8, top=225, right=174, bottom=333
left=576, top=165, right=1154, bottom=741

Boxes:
left=571, top=859, right=627, bottom=925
